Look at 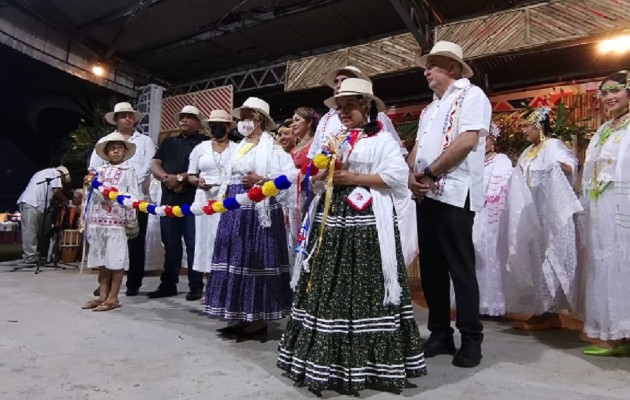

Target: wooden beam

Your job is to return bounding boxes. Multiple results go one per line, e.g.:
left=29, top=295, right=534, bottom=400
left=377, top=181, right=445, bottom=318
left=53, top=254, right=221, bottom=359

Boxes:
left=387, top=0, right=429, bottom=50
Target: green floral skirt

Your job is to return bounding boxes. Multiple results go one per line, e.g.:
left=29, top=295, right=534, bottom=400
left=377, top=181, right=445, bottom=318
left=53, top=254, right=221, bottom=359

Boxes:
left=277, top=185, right=426, bottom=392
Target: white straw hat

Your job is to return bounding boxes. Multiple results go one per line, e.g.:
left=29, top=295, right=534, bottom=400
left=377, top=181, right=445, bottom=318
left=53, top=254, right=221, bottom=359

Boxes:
left=56, top=165, right=71, bottom=184
left=174, top=105, right=207, bottom=126
left=323, top=66, right=371, bottom=88
left=202, top=109, right=236, bottom=129
left=323, top=78, right=386, bottom=112
left=104, top=102, right=142, bottom=126
left=95, top=132, right=137, bottom=162
left=232, top=97, right=276, bottom=130
left=416, top=41, right=473, bottom=78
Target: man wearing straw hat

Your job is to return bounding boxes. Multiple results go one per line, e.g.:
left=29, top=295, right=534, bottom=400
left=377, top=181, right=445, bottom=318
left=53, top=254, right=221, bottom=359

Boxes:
left=149, top=105, right=209, bottom=300
left=408, top=41, right=491, bottom=368
left=89, top=102, right=156, bottom=296
left=17, top=166, right=71, bottom=264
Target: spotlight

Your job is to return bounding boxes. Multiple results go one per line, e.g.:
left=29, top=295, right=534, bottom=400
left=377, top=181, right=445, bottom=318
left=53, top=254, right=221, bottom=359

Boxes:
left=92, top=64, right=106, bottom=77
left=599, top=34, right=630, bottom=54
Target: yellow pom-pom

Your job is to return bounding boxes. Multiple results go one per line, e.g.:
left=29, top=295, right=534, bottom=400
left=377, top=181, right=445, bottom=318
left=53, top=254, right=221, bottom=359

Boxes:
left=212, top=201, right=227, bottom=213
left=138, top=202, right=149, bottom=213
left=172, top=206, right=184, bottom=217
left=108, top=191, right=118, bottom=201
left=261, top=181, right=280, bottom=197
left=313, top=154, right=330, bottom=170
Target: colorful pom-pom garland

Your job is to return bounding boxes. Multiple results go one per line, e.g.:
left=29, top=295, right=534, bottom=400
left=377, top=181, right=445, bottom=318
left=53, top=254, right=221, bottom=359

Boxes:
left=90, top=174, right=292, bottom=217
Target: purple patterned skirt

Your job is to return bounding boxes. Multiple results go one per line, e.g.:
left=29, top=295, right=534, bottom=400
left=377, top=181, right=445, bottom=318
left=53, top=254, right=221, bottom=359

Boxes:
left=203, top=183, right=292, bottom=321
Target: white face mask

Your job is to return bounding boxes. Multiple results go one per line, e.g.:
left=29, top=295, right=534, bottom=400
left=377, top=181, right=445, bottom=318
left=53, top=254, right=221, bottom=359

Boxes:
left=237, top=120, right=255, bottom=137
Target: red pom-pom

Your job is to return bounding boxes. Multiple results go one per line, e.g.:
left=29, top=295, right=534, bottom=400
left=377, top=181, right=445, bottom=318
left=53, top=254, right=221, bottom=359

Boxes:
left=247, top=186, right=266, bottom=202
left=102, top=188, right=111, bottom=196
left=202, top=206, right=214, bottom=215
left=300, top=163, right=319, bottom=177
left=164, top=205, right=174, bottom=217
left=132, top=201, right=140, bottom=209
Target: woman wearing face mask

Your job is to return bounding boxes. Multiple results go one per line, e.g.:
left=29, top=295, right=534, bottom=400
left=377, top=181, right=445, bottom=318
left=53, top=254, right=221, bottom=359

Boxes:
left=278, top=79, right=425, bottom=394
left=581, top=71, right=630, bottom=356
left=503, top=106, right=582, bottom=330
left=187, top=110, right=238, bottom=277
left=204, top=97, right=296, bottom=337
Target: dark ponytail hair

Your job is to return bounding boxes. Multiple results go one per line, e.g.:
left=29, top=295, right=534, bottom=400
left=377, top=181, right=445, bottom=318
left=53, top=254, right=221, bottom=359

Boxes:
left=363, top=98, right=381, bottom=136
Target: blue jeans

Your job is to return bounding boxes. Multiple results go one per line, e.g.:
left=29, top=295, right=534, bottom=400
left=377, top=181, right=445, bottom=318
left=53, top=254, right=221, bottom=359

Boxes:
left=159, top=215, right=203, bottom=291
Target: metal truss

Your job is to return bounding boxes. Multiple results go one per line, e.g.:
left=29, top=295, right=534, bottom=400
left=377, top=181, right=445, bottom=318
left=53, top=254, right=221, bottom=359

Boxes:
left=166, top=63, right=285, bottom=96
left=388, top=0, right=436, bottom=50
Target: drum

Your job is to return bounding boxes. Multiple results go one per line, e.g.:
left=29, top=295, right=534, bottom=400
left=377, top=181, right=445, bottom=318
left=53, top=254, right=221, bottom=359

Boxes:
left=60, top=229, right=81, bottom=263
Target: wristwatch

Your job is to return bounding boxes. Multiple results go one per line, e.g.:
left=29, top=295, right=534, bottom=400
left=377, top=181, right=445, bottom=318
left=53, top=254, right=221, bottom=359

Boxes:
left=176, top=174, right=184, bottom=183
left=423, top=166, right=439, bottom=181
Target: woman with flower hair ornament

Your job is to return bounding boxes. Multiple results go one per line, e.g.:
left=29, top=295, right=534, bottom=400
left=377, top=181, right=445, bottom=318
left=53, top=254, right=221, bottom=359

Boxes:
left=203, top=97, right=296, bottom=337
left=503, top=106, right=582, bottom=330
left=580, top=70, right=630, bottom=357
left=277, top=79, right=425, bottom=395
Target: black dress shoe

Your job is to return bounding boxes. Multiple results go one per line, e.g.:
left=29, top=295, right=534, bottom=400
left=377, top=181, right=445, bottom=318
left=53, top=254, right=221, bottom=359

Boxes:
left=236, top=324, right=268, bottom=338
left=147, top=288, right=178, bottom=299
left=125, top=287, right=140, bottom=297
left=422, top=334, right=456, bottom=358
left=93, top=287, right=100, bottom=297
left=452, top=333, right=483, bottom=368
left=217, top=325, right=246, bottom=335
left=185, top=289, right=203, bottom=301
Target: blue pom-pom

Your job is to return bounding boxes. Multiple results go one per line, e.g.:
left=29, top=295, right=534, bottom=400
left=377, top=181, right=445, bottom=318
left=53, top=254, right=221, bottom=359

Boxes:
left=146, top=204, right=156, bottom=215
left=273, top=175, right=291, bottom=190
left=223, top=197, right=241, bottom=210
left=91, top=179, right=102, bottom=189
left=116, top=194, right=127, bottom=205
left=181, top=204, right=194, bottom=217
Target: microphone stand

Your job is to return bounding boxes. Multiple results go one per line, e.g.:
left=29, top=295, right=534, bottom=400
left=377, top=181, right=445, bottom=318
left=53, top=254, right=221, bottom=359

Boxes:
left=12, top=170, right=77, bottom=274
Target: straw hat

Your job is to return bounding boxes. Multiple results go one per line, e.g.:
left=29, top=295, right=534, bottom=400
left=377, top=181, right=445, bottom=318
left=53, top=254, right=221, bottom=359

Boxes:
left=95, top=132, right=137, bottom=162
left=232, top=97, right=276, bottom=130
left=323, top=78, right=386, bottom=112
left=416, top=41, right=473, bottom=79
left=174, top=105, right=207, bottom=126
left=56, top=165, right=71, bottom=184
left=202, top=109, right=236, bottom=129
left=104, top=102, right=142, bottom=126
left=323, top=66, right=371, bottom=88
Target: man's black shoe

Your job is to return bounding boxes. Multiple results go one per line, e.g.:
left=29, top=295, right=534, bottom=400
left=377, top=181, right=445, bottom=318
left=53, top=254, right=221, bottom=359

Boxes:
left=126, top=287, right=140, bottom=297
left=185, top=289, right=203, bottom=301
left=147, top=288, right=178, bottom=299
left=452, top=334, right=483, bottom=368
left=422, top=334, right=456, bottom=358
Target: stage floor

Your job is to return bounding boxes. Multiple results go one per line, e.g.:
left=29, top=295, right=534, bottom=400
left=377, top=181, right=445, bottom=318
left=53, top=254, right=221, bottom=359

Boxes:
left=0, top=265, right=628, bottom=400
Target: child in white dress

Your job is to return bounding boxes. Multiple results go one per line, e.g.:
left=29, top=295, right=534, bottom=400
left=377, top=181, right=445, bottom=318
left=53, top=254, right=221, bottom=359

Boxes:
left=82, top=132, right=139, bottom=312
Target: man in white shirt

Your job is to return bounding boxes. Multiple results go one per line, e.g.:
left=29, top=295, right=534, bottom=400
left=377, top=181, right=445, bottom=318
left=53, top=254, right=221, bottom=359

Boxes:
left=307, top=65, right=407, bottom=160
left=408, top=41, right=492, bottom=368
left=17, top=166, right=71, bottom=264
left=89, top=102, right=156, bottom=296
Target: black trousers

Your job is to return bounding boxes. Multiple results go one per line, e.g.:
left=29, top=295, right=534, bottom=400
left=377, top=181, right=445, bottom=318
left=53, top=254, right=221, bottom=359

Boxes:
left=417, top=196, right=483, bottom=338
left=126, top=211, right=148, bottom=290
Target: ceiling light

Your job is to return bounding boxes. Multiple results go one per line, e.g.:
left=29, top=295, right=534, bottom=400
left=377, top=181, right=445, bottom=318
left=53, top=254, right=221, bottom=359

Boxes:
left=92, top=64, right=106, bottom=77
left=599, top=35, right=630, bottom=54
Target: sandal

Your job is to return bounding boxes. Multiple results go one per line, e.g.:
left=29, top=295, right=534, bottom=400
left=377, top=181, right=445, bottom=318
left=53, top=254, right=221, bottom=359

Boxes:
left=92, top=302, right=121, bottom=312
left=82, top=299, right=103, bottom=310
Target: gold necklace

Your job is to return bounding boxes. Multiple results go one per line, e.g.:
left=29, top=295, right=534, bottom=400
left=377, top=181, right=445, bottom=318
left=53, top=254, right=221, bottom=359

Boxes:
left=526, top=138, right=547, bottom=160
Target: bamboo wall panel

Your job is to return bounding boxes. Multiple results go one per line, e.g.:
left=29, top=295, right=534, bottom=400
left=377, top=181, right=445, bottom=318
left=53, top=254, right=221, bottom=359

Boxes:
left=436, top=0, right=630, bottom=59
left=285, top=33, right=421, bottom=91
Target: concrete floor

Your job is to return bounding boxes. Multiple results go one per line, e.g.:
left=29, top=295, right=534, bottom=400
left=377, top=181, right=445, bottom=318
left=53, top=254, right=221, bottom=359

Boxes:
left=0, top=264, right=628, bottom=400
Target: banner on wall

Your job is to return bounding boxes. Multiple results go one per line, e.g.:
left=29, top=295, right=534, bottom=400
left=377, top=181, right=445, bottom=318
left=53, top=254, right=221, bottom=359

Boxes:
left=160, top=85, right=233, bottom=132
